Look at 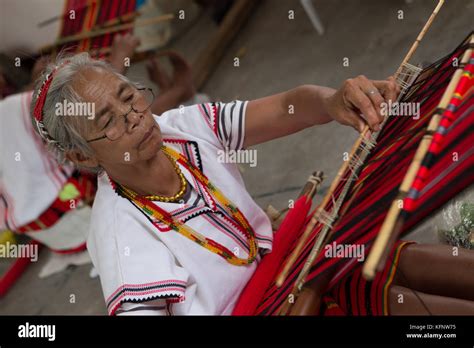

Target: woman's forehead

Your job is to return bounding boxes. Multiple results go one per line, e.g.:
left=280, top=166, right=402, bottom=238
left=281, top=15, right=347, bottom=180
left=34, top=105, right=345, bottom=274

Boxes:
left=72, top=67, right=123, bottom=103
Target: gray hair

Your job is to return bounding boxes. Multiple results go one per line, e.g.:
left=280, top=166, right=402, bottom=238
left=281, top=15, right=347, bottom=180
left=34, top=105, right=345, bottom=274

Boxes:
left=30, top=52, right=132, bottom=167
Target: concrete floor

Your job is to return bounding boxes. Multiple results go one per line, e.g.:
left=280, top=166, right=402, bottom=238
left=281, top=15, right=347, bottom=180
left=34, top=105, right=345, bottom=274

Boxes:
left=1, top=0, right=473, bottom=315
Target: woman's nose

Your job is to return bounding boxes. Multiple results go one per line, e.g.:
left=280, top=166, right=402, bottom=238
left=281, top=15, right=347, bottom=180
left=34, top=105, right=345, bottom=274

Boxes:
left=125, top=110, right=144, bottom=131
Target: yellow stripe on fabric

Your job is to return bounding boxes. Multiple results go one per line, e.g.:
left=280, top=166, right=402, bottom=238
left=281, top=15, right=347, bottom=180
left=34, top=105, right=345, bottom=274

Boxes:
left=382, top=241, right=413, bottom=315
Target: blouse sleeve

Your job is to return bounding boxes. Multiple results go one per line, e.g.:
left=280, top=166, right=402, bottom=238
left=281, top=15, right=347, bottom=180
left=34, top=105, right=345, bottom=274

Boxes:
left=196, top=101, right=248, bottom=151
left=104, top=233, right=190, bottom=315
left=115, top=299, right=170, bottom=316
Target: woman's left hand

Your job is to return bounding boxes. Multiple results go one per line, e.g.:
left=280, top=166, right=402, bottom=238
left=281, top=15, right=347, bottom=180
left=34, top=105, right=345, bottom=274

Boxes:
left=323, top=75, right=400, bottom=133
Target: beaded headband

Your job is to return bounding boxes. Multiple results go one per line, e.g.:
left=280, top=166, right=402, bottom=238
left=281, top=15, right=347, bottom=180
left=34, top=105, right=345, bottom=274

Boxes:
left=33, top=61, right=69, bottom=150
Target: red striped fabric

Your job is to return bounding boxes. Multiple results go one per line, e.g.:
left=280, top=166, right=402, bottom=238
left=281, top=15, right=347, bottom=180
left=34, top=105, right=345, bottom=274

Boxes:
left=233, top=34, right=474, bottom=316
left=404, top=54, right=474, bottom=213
left=323, top=241, right=415, bottom=315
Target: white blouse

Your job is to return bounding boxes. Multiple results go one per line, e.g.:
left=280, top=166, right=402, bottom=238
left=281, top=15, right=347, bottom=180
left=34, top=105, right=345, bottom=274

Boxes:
left=87, top=101, right=274, bottom=315
left=0, top=92, right=73, bottom=231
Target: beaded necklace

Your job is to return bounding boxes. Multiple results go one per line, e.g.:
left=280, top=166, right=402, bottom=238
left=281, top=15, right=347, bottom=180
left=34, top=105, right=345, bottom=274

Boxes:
left=119, top=151, right=188, bottom=203
left=111, top=145, right=258, bottom=266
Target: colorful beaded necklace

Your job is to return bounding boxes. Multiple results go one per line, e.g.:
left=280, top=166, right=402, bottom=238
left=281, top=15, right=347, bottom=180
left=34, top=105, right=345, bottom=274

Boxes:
left=111, top=145, right=258, bottom=266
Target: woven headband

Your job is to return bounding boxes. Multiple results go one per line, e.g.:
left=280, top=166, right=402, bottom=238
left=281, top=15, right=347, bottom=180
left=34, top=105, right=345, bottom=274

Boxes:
left=33, top=61, right=69, bottom=149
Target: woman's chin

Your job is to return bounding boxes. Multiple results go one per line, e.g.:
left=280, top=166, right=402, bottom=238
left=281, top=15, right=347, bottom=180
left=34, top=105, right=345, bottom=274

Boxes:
left=139, top=134, right=162, bottom=159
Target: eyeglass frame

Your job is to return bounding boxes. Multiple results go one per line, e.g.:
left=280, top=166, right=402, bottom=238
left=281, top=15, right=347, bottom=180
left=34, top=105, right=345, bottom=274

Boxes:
left=86, top=86, right=155, bottom=143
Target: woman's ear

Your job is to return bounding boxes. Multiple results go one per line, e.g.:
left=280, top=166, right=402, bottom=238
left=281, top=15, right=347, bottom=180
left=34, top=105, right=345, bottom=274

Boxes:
left=65, top=149, right=99, bottom=168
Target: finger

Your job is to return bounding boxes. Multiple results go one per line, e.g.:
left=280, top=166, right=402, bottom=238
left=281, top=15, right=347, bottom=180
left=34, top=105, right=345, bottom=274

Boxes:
left=373, top=78, right=399, bottom=103
left=365, top=129, right=373, bottom=140
left=344, top=81, right=381, bottom=131
left=388, top=75, right=402, bottom=99
left=356, top=76, right=385, bottom=122
left=382, top=76, right=400, bottom=99
left=389, top=76, right=401, bottom=95
left=345, top=108, right=367, bottom=133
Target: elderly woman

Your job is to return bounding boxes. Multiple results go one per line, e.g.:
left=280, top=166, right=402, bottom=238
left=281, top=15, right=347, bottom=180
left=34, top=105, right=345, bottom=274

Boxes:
left=31, top=53, right=474, bottom=316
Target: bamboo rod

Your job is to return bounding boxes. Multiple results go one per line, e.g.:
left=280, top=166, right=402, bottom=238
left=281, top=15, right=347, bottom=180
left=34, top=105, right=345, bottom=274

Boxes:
left=92, top=12, right=139, bottom=30
left=395, top=0, right=445, bottom=77
left=363, top=44, right=473, bottom=280
left=302, top=171, right=324, bottom=202
left=275, top=216, right=317, bottom=287
left=39, top=13, right=174, bottom=53
left=361, top=0, right=446, bottom=153
left=275, top=134, right=366, bottom=286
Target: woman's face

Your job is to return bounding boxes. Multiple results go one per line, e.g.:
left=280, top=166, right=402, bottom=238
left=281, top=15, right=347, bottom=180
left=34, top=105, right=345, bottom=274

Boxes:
left=71, top=67, right=163, bottom=168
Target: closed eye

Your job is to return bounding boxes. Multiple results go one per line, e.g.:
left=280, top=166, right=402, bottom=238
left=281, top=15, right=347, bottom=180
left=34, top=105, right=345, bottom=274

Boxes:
left=102, top=116, right=113, bottom=130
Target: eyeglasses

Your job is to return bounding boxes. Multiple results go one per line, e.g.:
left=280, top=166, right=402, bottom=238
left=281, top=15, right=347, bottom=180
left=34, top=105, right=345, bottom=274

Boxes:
left=86, top=86, right=155, bottom=143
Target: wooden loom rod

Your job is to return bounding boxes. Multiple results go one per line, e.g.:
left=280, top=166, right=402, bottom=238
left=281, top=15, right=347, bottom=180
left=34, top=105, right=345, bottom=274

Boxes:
left=275, top=136, right=363, bottom=286
left=363, top=41, right=473, bottom=280
left=39, top=14, right=174, bottom=53
left=358, top=0, right=446, bottom=154
left=302, top=171, right=324, bottom=202
left=274, top=0, right=446, bottom=293
left=91, top=11, right=139, bottom=30
left=395, top=0, right=445, bottom=76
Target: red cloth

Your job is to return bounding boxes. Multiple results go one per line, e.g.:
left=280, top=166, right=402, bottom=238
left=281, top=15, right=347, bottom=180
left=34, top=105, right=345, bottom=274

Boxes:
left=232, top=195, right=313, bottom=315
left=0, top=241, right=41, bottom=297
